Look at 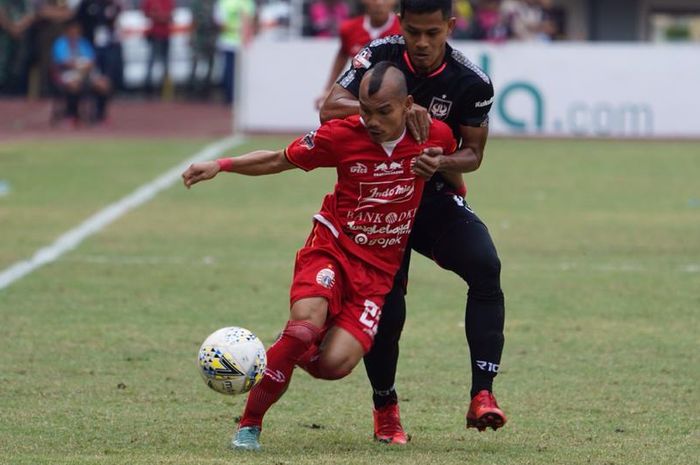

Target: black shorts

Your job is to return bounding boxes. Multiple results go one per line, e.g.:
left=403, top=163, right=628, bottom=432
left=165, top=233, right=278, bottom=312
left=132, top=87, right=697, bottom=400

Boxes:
left=395, top=192, right=487, bottom=292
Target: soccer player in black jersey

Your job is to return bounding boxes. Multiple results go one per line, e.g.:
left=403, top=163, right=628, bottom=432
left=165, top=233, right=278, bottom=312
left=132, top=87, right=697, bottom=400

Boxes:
left=320, top=0, right=507, bottom=442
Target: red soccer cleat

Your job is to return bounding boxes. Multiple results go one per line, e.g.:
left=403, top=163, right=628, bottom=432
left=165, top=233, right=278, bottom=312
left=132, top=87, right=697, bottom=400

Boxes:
left=466, top=390, right=507, bottom=431
left=373, top=403, right=409, bottom=444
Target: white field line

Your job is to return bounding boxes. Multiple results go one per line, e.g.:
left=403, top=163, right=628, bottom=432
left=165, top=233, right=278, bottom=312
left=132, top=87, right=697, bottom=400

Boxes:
left=0, top=135, right=246, bottom=290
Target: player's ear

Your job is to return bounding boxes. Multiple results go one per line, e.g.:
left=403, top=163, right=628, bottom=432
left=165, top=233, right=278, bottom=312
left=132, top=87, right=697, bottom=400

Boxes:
left=447, top=17, right=456, bottom=35
left=405, top=95, right=414, bottom=111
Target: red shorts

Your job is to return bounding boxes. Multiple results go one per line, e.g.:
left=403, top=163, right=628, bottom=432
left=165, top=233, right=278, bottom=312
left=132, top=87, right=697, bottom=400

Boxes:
left=290, top=223, right=394, bottom=353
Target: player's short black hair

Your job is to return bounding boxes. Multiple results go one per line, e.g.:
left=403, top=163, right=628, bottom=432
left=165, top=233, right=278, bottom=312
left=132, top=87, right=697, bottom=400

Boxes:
left=400, top=0, right=452, bottom=19
left=367, top=61, right=407, bottom=98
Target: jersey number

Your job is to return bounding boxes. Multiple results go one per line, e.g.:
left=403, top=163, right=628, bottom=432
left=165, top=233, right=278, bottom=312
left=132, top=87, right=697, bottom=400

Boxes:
left=359, top=299, right=381, bottom=336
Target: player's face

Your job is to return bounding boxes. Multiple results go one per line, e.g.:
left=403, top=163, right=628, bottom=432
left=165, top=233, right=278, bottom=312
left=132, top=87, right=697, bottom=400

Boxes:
left=400, top=10, right=455, bottom=74
left=359, top=86, right=412, bottom=144
left=363, top=0, right=396, bottom=22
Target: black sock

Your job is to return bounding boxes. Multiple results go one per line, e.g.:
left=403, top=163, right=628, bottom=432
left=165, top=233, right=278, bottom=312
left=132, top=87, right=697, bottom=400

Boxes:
left=363, top=277, right=406, bottom=409
left=466, top=288, right=505, bottom=398
left=372, top=387, right=398, bottom=409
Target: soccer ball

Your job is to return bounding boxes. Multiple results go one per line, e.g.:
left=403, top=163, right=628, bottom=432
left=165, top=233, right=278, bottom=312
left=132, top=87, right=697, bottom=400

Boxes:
left=197, top=326, right=267, bottom=395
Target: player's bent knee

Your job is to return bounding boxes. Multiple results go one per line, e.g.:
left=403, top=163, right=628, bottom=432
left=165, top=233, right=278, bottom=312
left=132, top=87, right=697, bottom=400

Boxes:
left=290, top=297, right=328, bottom=327
left=314, top=355, right=356, bottom=380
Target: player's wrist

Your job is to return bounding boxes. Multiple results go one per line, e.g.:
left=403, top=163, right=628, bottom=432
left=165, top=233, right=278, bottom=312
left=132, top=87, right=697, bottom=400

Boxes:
left=216, top=157, right=234, bottom=172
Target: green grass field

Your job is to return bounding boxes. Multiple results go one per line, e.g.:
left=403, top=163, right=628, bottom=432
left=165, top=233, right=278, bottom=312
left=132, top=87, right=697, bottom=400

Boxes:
left=0, top=137, right=698, bottom=465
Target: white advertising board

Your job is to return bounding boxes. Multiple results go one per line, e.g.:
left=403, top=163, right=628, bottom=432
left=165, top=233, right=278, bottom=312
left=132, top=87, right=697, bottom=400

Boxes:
left=240, top=39, right=700, bottom=138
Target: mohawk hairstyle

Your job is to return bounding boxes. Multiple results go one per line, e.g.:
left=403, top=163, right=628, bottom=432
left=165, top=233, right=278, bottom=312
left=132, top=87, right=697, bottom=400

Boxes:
left=400, top=0, right=452, bottom=19
left=367, top=61, right=407, bottom=98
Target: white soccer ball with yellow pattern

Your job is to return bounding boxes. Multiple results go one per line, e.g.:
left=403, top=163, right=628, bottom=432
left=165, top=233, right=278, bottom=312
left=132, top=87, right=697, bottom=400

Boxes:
left=197, top=327, right=267, bottom=395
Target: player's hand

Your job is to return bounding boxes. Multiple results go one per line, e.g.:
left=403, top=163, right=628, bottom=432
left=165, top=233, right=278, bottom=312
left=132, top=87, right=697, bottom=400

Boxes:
left=182, top=160, right=220, bottom=188
left=411, top=147, right=443, bottom=179
left=406, top=104, right=431, bottom=144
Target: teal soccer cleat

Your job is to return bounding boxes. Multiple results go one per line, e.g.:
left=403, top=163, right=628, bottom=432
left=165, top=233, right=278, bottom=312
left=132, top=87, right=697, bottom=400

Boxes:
left=232, top=426, right=262, bottom=451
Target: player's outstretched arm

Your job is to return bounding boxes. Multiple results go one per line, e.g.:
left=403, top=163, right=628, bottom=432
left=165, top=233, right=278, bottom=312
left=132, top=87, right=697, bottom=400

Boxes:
left=182, top=150, right=295, bottom=188
left=319, top=84, right=360, bottom=122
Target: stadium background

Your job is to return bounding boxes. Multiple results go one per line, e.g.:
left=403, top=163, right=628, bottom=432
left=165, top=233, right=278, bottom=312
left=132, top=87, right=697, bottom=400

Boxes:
left=1, top=1, right=698, bottom=464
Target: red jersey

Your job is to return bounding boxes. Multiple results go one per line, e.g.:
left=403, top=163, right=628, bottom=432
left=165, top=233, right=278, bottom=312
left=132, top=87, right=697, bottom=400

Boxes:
left=285, top=115, right=457, bottom=276
left=339, top=14, right=401, bottom=58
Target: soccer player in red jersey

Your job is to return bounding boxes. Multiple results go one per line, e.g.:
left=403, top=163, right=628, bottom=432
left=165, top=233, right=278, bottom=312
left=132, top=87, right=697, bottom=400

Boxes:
left=182, top=62, right=463, bottom=450
left=314, top=0, right=401, bottom=109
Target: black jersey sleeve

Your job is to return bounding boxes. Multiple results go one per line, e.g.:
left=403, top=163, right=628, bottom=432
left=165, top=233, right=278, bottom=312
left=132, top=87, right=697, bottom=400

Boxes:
left=336, top=36, right=400, bottom=97
left=457, top=78, right=495, bottom=128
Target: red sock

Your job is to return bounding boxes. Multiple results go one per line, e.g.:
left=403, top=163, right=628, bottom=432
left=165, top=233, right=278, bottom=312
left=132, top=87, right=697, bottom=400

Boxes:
left=239, top=320, right=320, bottom=429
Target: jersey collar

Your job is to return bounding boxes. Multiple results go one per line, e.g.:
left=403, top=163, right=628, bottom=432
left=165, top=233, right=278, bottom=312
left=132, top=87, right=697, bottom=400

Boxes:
left=363, top=13, right=396, bottom=40
left=402, top=45, right=449, bottom=78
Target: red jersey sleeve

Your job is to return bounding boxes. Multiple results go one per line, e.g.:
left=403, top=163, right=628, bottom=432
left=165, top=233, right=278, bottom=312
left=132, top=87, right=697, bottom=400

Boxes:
left=338, top=20, right=354, bottom=57
left=428, top=120, right=458, bottom=155
left=284, top=122, right=338, bottom=171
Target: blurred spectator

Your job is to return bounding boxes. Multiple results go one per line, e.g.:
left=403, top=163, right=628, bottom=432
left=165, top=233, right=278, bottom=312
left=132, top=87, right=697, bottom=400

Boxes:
left=309, top=0, right=348, bottom=37
left=0, top=0, right=34, bottom=94
left=51, top=18, right=111, bottom=123
left=469, top=0, right=508, bottom=42
left=188, top=0, right=219, bottom=98
left=314, top=0, right=400, bottom=109
left=215, top=0, right=255, bottom=104
left=142, top=0, right=173, bottom=95
left=29, top=0, right=72, bottom=97
left=501, top=0, right=550, bottom=41
left=75, top=0, right=123, bottom=91
left=452, top=0, right=473, bottom=40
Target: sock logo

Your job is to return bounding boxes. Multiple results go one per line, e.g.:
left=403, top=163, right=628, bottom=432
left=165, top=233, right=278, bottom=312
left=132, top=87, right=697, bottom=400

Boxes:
left=476, top=360, right=500, bottom=373
left=264, top=368, right=286, bottom=383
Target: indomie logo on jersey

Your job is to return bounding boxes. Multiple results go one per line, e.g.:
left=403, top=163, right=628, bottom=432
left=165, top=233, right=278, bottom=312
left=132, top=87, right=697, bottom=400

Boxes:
left=428, top=96, right=453, bottom=120
left=357, top=179, right=415, bottom=209
left=300, top=130, right=317, bottom=150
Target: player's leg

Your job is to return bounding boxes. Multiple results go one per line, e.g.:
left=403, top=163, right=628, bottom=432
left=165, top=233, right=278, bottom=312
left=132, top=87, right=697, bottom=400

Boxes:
left=362, top=266, right=407, bottom=409
left=424, top=195, right=506, bottom=430
left=234, top=297, right=327, bottom=450
left=302, top=325, right=365, bottom=380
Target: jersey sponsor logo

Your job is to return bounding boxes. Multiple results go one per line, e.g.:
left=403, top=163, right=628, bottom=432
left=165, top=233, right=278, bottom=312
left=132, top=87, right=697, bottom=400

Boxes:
left=315, top=266, right=336, bottom=289
left=373, top=160, right=403, bottom=177
left=358, top=178, right=415, bottom=209
left=350, top=162, right=368, bottom=174
left=354, top=233, right=368, bottom=245
left=346, top=219, right=412, bottom=237
left=346, top=207, right=417, bottom=225
left=300, top=130, right=317, bottom=149
left=352, top=48, right=372, bottom=69
left=475, top=96, right=494, bottom=108
left=429, top=96, right=453, bottom=120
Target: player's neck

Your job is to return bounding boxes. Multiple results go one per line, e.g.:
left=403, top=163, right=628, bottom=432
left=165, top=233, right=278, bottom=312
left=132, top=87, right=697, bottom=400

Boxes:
left=367, top=13, right=391, bottom=29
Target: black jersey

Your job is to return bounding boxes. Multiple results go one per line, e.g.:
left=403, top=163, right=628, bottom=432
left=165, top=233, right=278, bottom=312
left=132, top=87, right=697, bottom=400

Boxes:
left=337, top=35, right=494, bottom=199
